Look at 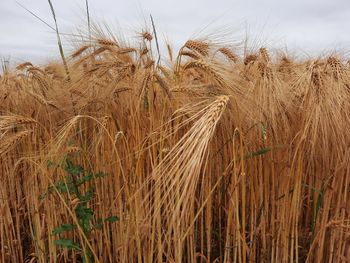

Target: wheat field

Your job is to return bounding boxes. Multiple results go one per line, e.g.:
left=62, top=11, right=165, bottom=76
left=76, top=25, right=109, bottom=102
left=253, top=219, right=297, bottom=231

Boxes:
left=0, top=26, right=350, bottom=262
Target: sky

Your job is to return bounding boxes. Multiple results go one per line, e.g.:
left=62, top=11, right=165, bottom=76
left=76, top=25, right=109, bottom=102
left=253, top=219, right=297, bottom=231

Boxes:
left=1, top=0, right=350, bottom=64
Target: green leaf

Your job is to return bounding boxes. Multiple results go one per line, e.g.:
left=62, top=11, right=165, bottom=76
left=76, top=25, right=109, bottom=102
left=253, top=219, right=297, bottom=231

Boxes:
left=65, top=159, right=84, bottom=176
left=75, top=204, right=94, bottom=234
left=76, top=174, right=93, bottom=185
left=75, top=204, right=94, bottom=220
left=95, top=172, right=108, bottom=178
left=54, top=239, right=81, bottom=250
left=40, top=176, right=72, bottom=199
left=104, top=216, right=119, bottom=223
left=94, top=216, right=119, bottom=230
left=47, top=160, right=56, bottom=168
left=244, top=147, right=271, bottom=159
left=260, top=122, right=267, bottom=141
left=39, top=192, right=48, bottom=200
left=95, top=218, right=103, bottom=230
left=80, top=186, right=95, bottom=202
left=52, top=224, right=76, bottom=235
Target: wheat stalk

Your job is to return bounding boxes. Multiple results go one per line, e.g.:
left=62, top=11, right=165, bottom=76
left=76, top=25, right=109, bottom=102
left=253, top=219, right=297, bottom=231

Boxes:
left=71, top=45, right=91, bottom=58
left=142, top=96, right=229, bottom=246
left=184, top=59, right=228, bottom=88
left=0, top=130, right=31, bottom=156
left=0, top=115, right=36, bottom=130
left=218, top=47, right=238, bottom=63
left=97, top=38, right=118, bottom=47
left=16, top=62, right=34, bottom=71
left=154, top=72, right=172, bottom=99
left=141, top=31, right=153, bottom=41
left=184, top=40, right=210, bottom=56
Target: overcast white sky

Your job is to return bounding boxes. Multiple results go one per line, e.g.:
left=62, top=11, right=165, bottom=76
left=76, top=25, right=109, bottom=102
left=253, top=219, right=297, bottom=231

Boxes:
left=1, top=0, right=350, bottom=64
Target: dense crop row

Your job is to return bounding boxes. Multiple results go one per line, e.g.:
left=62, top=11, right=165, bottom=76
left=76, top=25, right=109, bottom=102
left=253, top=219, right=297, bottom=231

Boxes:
left=1, top=29, right=349, bottom=262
